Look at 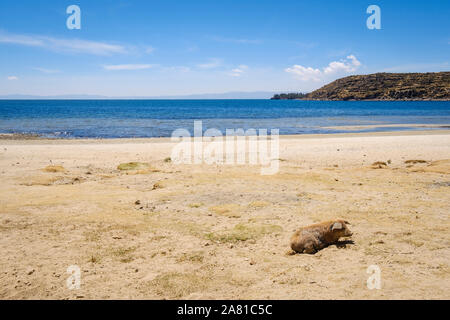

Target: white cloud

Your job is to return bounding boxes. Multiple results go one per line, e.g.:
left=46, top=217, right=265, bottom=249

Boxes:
left=284, top=65, right=322, bottom=81
left=0, top=33, right=44, bottom=46
left=0, top=32, right=127, bottom=56
left=286, top=55, right=361, bottom=81
left=103, top=64, right=154, bottom=71
left=197, top=58, right=223, bottom=69
left=228, top=65, right=248, bottom=77
left=7, top=76, right=19, bottom=80
left=45, top=38, right=126, bottom=55
left=163, top=66, right=191, bottom=73
left=324, top=55, right=361, bottom=74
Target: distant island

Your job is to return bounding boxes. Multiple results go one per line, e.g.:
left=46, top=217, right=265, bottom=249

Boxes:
left=271, top=72, right=450, bottom=100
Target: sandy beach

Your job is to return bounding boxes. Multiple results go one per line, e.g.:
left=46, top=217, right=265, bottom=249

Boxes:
left=0, top=130, right=449, bottom=299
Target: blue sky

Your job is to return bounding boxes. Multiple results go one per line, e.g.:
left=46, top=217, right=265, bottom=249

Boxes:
left=0, top=0, right=449, bottom=96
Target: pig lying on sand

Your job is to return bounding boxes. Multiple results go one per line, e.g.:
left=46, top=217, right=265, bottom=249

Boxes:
left=290, top=220, right=352, bottom=254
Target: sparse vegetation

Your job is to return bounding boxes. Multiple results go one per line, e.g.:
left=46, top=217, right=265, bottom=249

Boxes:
left=206, top=223, right=282, bottom=243
left=209, top=204, right=241, bottom=217
left=248, top=201, right=270, bottom=208
left=371, top=161, right=388, bottom=169
left=176, top=251, right=205, bottom=263
left=188, top=202, right=204, bottom=208
left=117, top=162, right=150, bottom=171
left=88, top=254, right=101, bottom=264
left=111, top=246, right=136, bottom=263
left=148, top=272, right=209, bottom=298
left=42, top=165, right=65, bottom=173
left=3, top=132, right=450, bottom=299
left=112, top=246, right=136, bottom=257
left=303, top=72, right=450, bottom=100
left=405, top=159, right=428, bottom=164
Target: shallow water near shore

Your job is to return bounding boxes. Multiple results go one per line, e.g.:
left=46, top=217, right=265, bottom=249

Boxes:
left=1, top=99, right=449, bottom=138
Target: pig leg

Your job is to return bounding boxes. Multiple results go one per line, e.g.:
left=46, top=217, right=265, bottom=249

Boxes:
left=303, top=241, right=317, bottom=254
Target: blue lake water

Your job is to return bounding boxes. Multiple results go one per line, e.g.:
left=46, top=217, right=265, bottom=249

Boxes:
left=0, top=100, right=449, bottom=138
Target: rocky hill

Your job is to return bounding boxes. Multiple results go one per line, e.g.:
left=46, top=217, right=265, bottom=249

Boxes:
left=273, top=72, right=450, bottom=100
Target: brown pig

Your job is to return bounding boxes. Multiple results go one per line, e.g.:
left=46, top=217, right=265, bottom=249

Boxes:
left=290, top=220, right=352, bottom=254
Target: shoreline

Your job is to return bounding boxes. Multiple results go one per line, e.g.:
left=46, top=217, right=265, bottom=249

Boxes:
left=2, top=98, right=450, bottom=101
left=274, top=98, right=450, bottom=101
left=1, top=128, right=450, bottom=145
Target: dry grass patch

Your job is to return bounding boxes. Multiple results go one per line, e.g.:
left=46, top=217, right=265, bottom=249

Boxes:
left=111, top=246, right=137, bottom=263
left=248, top=201, right=270, bottom=208
left=117, top=162, right=150, bottom=171
left=148, top=272, right=210, bottom=298
left=206, top=223, right=283, bottom=243
left=117, top=162, right=160, bottom=174
left=209, top=204, right=242, bottom=218
left=42, top=165, right=65, bottom=173
left=405, top=160, right=428, bottom=164
left=83, top=229, right=102, bottom=242
left=176, top=251, right=205, bottom=263
left=371, top=161, right=388, bottom=169
left=88, top=254, right=101, bottom=264
left=188, top=202, right=204, bottom=208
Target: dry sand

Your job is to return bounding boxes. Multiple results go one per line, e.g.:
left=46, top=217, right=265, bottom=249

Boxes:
left=0, top=130, right=449, bottom=299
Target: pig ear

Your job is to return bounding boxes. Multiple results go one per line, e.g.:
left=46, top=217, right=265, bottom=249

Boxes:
left=331, top=222, right=343, bottom=231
